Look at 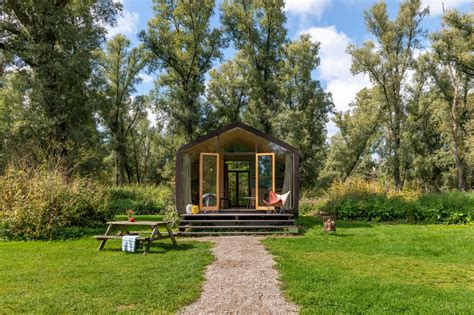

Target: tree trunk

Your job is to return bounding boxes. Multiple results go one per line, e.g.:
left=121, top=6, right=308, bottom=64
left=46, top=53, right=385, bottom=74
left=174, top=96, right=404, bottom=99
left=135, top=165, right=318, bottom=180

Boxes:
left=451, top=109, right=466, bottom=191
left=392, top=108, right=402, bottom=191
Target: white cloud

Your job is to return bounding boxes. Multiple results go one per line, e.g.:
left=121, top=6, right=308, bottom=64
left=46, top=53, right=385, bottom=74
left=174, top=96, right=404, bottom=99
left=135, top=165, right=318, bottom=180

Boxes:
left=106, top=9, right=139, bottom=38
left=284, top=0, right=331, bottom=19
left=302, top=26, right=371, bottom=113
left=421, top=0, right=470, bottom=16
left=301, top=26, right=371, bottom=137
left=138, top=72, right=153, bottom=84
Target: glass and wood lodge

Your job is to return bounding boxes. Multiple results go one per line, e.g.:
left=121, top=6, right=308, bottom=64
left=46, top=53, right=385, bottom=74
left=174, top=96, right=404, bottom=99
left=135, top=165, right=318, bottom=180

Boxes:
left=175, top=122, right=299, bottom=235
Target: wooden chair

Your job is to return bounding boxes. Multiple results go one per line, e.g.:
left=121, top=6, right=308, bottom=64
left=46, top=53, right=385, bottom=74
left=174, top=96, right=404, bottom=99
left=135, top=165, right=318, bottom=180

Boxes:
left=263, top=191, right=291, bottom=214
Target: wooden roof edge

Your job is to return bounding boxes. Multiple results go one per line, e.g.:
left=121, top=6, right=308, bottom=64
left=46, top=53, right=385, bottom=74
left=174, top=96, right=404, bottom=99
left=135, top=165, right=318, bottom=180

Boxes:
left=176, top=122, right=299, bottom=154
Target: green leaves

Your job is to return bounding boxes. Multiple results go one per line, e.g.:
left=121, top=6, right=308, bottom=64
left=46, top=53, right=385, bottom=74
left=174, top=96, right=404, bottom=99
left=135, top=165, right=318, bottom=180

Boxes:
left=1, top=0, right=120, bottom=172
left=141, top=0, right=223, bottom=141
left=221, top=0, right=287, bottom=133
left=347, top=0, right=428, bottom=189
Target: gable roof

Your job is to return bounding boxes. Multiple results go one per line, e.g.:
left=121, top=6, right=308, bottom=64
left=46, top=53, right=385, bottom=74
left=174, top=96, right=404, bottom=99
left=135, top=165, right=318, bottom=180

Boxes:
left=177, top=122, right=299, bottom=154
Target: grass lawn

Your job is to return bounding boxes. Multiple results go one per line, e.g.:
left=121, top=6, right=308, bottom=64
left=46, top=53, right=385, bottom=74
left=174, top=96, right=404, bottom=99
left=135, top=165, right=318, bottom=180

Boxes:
left=263, top=216, right=474, bottom=314
left=0, top=215, right=213, bottom=314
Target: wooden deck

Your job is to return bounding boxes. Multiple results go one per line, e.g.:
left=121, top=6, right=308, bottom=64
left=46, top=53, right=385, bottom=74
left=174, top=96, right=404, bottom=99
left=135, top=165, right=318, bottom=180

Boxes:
left=178, top=210, right=298, bottom=236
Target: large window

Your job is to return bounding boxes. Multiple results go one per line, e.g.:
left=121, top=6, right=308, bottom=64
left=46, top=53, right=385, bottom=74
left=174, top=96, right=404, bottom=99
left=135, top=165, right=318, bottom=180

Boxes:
left=199, top=153, right=219, bottom=210
left=256, top=153, right=275, bottom=210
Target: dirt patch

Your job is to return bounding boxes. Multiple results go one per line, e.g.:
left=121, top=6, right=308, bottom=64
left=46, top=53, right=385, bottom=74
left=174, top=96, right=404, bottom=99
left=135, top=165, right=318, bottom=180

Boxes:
left=180, top=236, right=298, bottom=314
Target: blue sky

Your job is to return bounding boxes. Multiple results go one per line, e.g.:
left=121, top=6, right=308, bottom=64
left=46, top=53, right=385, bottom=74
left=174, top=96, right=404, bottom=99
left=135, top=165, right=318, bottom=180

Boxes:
left=108, top=0, right=472, bottom=136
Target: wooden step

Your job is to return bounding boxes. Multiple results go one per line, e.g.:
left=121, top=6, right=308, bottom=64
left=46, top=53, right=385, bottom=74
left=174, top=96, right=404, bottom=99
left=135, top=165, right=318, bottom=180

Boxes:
left=181, top=213, right=293, bottom=217
left=180, top=219, right=294, bottom=223
left=178, top=231, right=297, bottom=236
left=179, top=225, right=297, bottom=229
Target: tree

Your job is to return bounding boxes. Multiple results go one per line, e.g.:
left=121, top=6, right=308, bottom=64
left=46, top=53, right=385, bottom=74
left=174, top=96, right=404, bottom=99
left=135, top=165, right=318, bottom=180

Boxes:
left=206, top=53, right=249, bottom=127
left=221, top=0, right=287, bottom=134
left=348, top=0, right=428, bottom=189
left=96, top=35, right=148, bottom=185
left=323, top=88, right=382, bottom=182
left=429, top=10, right=473, bottom=190
left=0, top=0, right=119, bottom=171
left=140, top=0, right=222, bottom=141
left=276, top=34, right=333, bottom=186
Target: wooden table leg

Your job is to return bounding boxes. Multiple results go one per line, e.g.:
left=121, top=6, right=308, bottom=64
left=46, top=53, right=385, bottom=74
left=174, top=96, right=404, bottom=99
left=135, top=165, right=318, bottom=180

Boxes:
left=144, top=226, right=158, bottom=255
left=98, top=224, right=113, bottom=251
left=165, top=224, right=178, bottom=247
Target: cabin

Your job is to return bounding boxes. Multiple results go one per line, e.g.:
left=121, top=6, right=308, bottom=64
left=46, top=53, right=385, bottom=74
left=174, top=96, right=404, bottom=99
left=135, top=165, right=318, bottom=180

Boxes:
left=175, top=122, right=299, bottom=235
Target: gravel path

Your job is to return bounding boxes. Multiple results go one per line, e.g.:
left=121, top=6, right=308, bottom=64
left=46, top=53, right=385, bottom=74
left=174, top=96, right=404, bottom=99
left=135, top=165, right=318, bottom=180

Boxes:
left=180, top=236, right=299, bottom=315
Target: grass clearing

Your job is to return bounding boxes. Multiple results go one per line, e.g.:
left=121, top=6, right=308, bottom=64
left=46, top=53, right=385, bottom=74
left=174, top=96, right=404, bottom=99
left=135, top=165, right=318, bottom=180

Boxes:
left=263, top=216, right=474, bottom=314
left=0, top=217, right=213, bottom=313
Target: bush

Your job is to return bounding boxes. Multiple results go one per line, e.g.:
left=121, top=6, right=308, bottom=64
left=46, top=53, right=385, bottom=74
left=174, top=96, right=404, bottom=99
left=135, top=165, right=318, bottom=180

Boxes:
left=0, top=167, right=112, bottom=240
left=301, top=178, right=473, bottom=224
left=108, top=185, right=173, bottom=215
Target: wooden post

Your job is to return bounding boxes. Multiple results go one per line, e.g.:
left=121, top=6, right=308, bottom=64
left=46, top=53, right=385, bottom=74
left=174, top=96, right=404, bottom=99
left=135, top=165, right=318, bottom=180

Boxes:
left=165, top=223, right=178, bottom=247
left=98, top=224, right=113, bottom=251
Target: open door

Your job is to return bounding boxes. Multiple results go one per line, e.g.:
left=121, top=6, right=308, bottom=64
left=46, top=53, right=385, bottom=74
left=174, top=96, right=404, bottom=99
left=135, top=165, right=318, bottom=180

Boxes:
left=200, top=153, right=220, bottom=211
left=255, top=153, right=275, bottom=210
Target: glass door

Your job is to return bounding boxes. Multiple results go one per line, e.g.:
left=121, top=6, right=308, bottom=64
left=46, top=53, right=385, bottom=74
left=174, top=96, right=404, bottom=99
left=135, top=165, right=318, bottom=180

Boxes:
left=228, top=171, right=250, bottom=208
left=200, top=153, right=219, bottom=211
left=255, top=153, right=275, bottom=210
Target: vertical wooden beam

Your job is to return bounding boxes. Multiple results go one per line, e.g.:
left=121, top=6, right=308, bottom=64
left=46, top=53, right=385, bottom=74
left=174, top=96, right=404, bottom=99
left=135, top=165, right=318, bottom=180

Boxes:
left=175, top=153, right=183, bottom=215
left=293, top=153, right=300, bottom=218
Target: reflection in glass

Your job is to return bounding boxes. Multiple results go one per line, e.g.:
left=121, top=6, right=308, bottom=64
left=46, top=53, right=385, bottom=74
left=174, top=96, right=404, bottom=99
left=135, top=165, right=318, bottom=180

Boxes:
left=202, top=155, right=217, bottom=207
left=257, top=155, right=273, bottom=207
left=238, top=172, right=249, bottom=206
left=228, top=172, right=237, bottom=206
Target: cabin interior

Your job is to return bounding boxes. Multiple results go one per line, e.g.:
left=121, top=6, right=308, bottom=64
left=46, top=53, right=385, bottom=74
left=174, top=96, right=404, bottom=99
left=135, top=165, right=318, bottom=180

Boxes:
left=176, top=124, right=299, bottom=214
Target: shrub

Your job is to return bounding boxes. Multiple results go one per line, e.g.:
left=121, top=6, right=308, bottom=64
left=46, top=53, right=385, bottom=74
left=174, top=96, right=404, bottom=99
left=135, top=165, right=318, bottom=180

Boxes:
left=108, top=185, right=173, bottom=215
left=301, top=178, right=473, bottom=224
left=0, top=167, right=112, bottom=240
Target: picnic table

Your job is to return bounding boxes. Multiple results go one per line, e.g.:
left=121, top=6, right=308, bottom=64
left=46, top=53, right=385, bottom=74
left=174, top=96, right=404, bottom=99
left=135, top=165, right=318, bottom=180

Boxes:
left=94, top=221, right=177, bottom=255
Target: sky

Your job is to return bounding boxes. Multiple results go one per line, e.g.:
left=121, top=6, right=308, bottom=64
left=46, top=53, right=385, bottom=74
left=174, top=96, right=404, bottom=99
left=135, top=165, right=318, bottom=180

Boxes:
left=107, top=0, right=472, bottom=137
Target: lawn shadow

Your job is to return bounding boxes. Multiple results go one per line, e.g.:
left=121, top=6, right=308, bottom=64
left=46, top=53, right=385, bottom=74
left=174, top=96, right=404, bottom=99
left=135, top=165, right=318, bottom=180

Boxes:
left=297, top=215, right=374, bottom=235
left=98, top=241, right=198, bottom=255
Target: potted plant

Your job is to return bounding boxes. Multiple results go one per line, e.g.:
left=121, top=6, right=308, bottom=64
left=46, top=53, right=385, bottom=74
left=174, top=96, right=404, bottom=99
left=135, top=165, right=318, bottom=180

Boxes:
left=126, top=209, right=136, bottom=222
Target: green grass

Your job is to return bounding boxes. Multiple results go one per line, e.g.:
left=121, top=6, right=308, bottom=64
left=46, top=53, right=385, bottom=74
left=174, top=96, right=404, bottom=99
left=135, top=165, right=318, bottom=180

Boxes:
left=0, top=217, right=213, bottom=313
left=263, top=216, right=474, bottom=314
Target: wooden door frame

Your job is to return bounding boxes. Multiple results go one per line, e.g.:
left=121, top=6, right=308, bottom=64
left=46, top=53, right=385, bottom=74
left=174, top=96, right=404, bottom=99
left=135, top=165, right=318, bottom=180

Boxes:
left=199, top=153, right=220, bottom=211
left=255, top=153, right=275, bottom=210
left=227, top=170, right=251, bottom=208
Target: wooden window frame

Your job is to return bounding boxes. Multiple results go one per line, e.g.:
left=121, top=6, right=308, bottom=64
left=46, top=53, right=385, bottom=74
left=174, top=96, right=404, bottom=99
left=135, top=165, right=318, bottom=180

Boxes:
left=199, top=153, right=220, bottom=211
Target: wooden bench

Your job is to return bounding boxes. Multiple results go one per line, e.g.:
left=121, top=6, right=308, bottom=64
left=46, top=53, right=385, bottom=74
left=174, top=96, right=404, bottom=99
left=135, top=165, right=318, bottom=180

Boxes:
left=94, top=235, right=150, bottom=241
left=94, top=221, right=177, bottom=255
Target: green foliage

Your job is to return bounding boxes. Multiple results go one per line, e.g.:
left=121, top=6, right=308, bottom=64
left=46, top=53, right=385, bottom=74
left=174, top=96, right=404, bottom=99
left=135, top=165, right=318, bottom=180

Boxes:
left=0, top=167, right=112, bottom=240
left=322, top=88, right=381, bottom=182
left=276, top=34, right=333, bottom=187
left=303, top=179, right=473, bottom=224
left=221, top=0, right=287, bottom=134
left=96, top=34, right=149, bottom=185
left=1, top=0, right=119, bottom=171
left=0, top=238, right=213, bottom=313
left=108, top=185, right=173, bottom=215
left=140, top=0, right=223, bottom=141
left=427, top=10, right=473, bottom=190
left=347, top=0, right=429, bottom=189
left=206, top=53, right=249, bottom=127
left=263, top=218, right=474, bottom=314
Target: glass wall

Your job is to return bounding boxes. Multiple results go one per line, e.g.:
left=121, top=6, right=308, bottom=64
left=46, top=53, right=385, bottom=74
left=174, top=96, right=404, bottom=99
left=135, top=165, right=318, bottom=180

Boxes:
left=178, top=127, right=297, bottom=212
